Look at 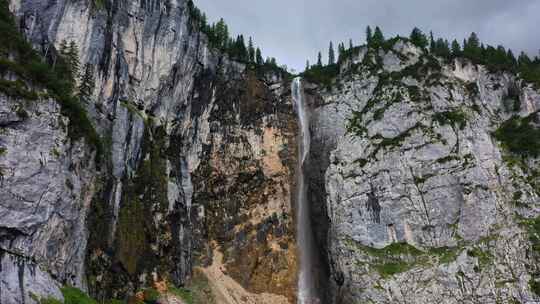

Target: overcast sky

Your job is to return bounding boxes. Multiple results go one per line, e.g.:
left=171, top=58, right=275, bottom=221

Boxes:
left=194, top=0, right=540, bottom=72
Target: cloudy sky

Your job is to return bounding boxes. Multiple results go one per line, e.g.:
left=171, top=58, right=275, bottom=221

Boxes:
left=194, top=0, right=540, bottom=72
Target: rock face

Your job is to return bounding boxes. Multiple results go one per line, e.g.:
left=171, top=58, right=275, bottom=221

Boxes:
left=308, top=40, right=540, bottom=303
left=1, top=0, right=297, bottom=303
left=0, top=93, right=95, bottom=304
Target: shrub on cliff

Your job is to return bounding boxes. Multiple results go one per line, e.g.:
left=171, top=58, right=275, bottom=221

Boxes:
left=494, top=112, right=540, bottom=157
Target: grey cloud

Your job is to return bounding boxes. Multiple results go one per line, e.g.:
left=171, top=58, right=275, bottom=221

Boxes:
left=194, top=0, right=540, bottom=71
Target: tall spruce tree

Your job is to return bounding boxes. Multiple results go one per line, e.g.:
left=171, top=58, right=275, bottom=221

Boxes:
left=463, top=32, right=481, bottom=61
left=214, top=18, right=229, bottom=49
left=328, top=41, right=335, bottom=65
left=78, top=63, right=95, bottom=102
left=451, top=39, right=461, bottom=57
left=372, top=26, right=385, bottom=47
left=409, top=27, right=428, bottom=48
left=366, top=26, right=373, bottom=45
left=429, top=31, right=435, bottom=52
left=255, top=48, right=263, bottom=65
left=248, top=37, right=255, bottom=63
left=317, top=51, right=322, bottom=66
left=338, top=42, right=345, bottom=62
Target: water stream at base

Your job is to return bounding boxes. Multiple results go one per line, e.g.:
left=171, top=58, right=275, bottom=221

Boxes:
left=292, top=77, right=320, bottom=304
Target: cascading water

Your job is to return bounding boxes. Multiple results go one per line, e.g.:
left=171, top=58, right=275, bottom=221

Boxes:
left=292, top=77, right=320, bottom=304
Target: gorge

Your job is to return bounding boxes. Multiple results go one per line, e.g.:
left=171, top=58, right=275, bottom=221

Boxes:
left=1, top=0, right=540, bottom=304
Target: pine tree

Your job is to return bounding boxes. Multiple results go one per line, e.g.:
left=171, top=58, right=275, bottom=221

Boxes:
left=338, top=42, right=345, bottom=62
left=409, top=27, right=428, bottom=48
left=248, top=37, right=255, bottom=63
left=451, top=39, right=461, bottom=57
left=200, top=13, right=207, bottom=30
left=366, top=26, right=373, bottom=46
left=233, top=35, right=248, bottom=61
left=518, top=51, right=532, bottom=66
left=429, top=31, right=435, bottom=53
left=372, top=26, right=385, bottom=47
left=67, top=41, right=80, bottom=78
left=215, top=18, right=229, bottom=49
left=306, top=60, right=310, bottom=71
left=349, top=39, right=353, bottom=50
left=507, top=49, right=516, bottom=65
left=463, top=32, right=481, bottom=61
left=78, top=63, right=95, bottom=102
left=328, top=41, right=335, bottom=65
left=432, top=38, right=451, bottom=59
left=317, top=51, right=322, bottom=66
left=59, top=40, right=69, bottom=55
left=255, top=48, right=263, bottom=65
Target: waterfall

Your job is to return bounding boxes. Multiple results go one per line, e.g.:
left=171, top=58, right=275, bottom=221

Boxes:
left=292, top=77, right=320, bottom=304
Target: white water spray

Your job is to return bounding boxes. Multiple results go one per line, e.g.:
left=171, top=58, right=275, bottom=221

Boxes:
left=292, top=77, right=319, bottom=304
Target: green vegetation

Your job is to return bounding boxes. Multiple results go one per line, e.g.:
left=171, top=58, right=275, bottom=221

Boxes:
left=503, top=82, right=521, bottom=112
left=33, top=286, right=124, bottom=304
left=376, top=122, right=423, bottom=149
left=0, top=0, right=101, bottom=158
left=360, top=242, right=424, bottom=257
left=169, top=286, right=194, bottom=304
left=467, top=248, right=494, bottom=270
left=409, top=27, right=429, bottom=49
left=169, top=270, right=215, bottom=304
left=301, top=64, right=339, bottom=89
left=61, top=287, right=98, bottom=304
left=375, top=261, right=412, bottom=277
left=531, top=279, right=540, bottom=296
left=361, top=242, right=425, bottom=278
left=493, top=112, right=540, bottom=157
left=142, top=288, right=160, bottom=303
left=30, top=293, right=63, bottom=304
left=433, top=110, right=468, bottom=130
left=521, top=216, right=540, bottom=295
left=344, top=238, right=482, bottom=279
left=429, top=246, right=461, bottom=264
left=0, top=78, right=38, bottom=100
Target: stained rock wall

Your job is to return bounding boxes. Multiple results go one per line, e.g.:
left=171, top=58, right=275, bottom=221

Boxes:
left=1, top=0, right=298, bottom=303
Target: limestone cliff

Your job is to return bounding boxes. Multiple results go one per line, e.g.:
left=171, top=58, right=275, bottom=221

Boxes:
left=0, top=0, right=297, bottom=303
left=306, top=40, right=540, bottom=303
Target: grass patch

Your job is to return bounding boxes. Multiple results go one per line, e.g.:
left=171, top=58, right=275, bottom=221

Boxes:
left=61, top=286, right=98, bottom=304
left=375, top=261, right=412, bottom=277
left=169, top=286, right=194, bottom=304
left=429, top=246, right=461, bottom=264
